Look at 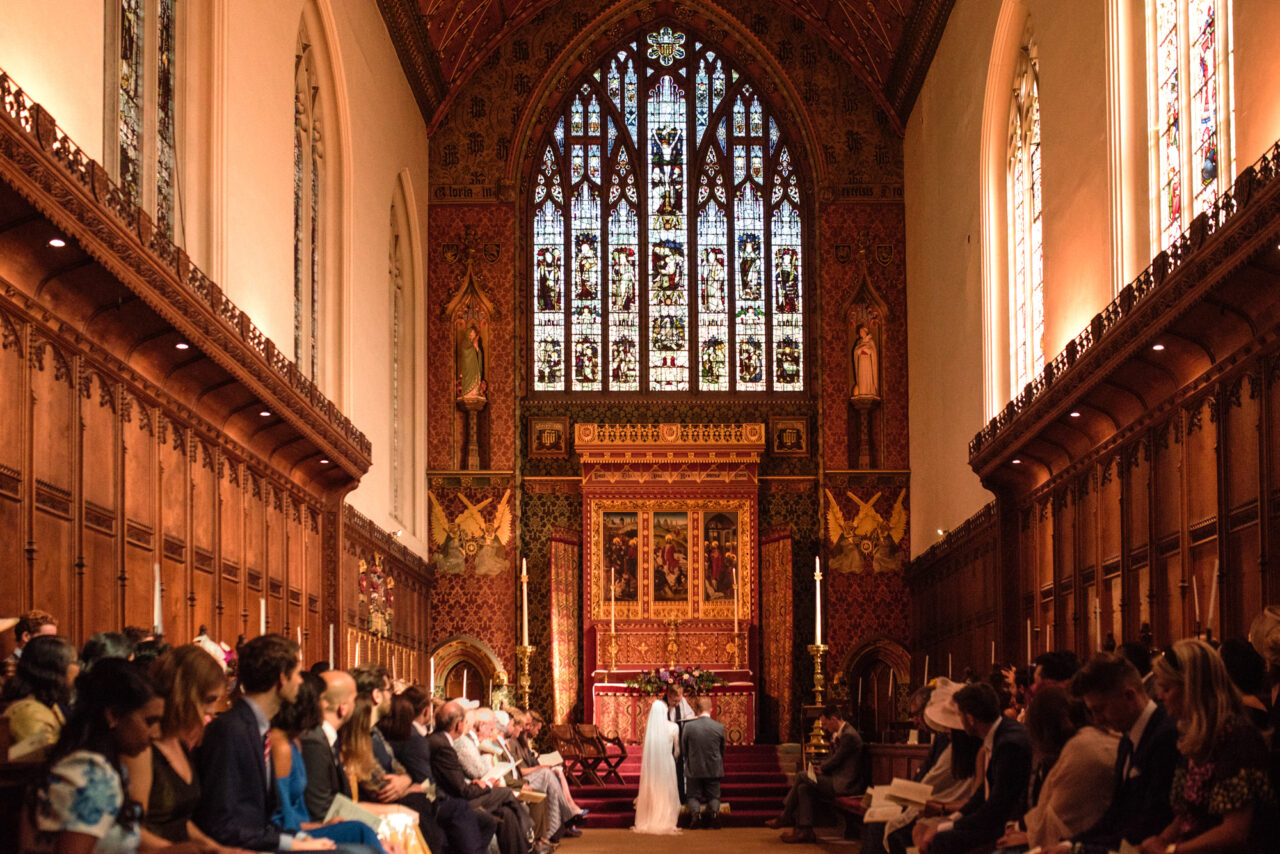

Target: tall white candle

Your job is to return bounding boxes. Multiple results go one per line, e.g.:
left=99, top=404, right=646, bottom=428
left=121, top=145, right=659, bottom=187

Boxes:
left=732, top=566, right=739, bottom=635
left=889, top=667, right=895, bottom=705
left=354, top=639, right=361, bottom=667
left=328, top=623, right=335, bottom=669
left=610, top=564, right=616, bottom=636
left=991, top=640, right=996, bottom=665
left=923, top=654, right=929, bottom=684
left=259, top=597, right=266, bottom=635
left=297, top=625, right=302, bottom=647
left=947, top=653, right=952, bottom=679
left=429, top=655, right=436, bottom=696
left=521, top=558, right=529, bottom=646
left=462, top=668, right=468, bottom=698
left=1026, top=619, right=1032, bottom=669
left=814, top=557, right=822, bottom=645
left=1207, top=560, right=1219, bottom=633
left=153, top=563, right=162, bottom=634
left=1191, top=574, right=1201, bottom=623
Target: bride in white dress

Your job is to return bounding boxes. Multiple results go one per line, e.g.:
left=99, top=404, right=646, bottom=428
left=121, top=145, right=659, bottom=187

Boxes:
left=632, top=695, right=682, bottom=834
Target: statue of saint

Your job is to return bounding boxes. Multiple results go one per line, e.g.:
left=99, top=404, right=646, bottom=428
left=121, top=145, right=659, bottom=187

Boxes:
left=456, top=323, right=487, bottom=401
left=851, top=323, right=879, bottom=399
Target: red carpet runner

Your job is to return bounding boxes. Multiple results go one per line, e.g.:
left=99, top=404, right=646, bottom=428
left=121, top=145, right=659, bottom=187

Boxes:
left=569, top=745, right=790, bottom=829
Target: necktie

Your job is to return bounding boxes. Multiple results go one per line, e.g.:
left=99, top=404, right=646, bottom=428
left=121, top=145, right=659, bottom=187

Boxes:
left=263, top=733, right=273, bottom=787
left=1116, top=734, right=1134, bottom=782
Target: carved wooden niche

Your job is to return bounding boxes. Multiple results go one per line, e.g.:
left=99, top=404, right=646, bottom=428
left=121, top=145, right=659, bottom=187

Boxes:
left=442, top=227, right=499, bottom=470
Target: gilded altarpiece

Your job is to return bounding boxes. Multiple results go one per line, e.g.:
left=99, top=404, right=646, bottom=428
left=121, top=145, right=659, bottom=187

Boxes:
left=575, top=423, right=764, bottom=743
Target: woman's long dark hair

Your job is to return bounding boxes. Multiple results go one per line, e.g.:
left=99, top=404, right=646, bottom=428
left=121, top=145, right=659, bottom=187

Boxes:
left=948, top=727, right=982, bottom=779
left=0, top=634, right=76, bottom=708
left=273, top=672, right=324, bottom=740
left=49, top=658, right=156, bottom=768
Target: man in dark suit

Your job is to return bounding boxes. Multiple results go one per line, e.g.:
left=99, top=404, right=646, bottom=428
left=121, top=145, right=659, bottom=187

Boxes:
left=681, top=695, right=726, bottom=829
left=916, top=682, right=1032, bottom=854
left=769, top=703, right=867, bottom=843
left=300, top=668, right=357, bottom=821
left=194, top=634, right=376, bottom=853
left=1070, top=653, right=1179, bottom=853
left=430, top=699, right=534, bottom=854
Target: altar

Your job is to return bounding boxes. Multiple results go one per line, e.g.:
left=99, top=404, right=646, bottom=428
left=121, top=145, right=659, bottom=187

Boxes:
left=592, top=681, right=757, bottom=745
left=568, top=424, right=768, bottom=744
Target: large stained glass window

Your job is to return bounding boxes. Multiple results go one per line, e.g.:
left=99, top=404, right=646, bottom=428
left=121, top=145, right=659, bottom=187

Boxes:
left=294, top=33, right=324, bottom=381
left=1008, top=42, right=1043, bottom=393
left=1151, top=0, right=1230, bottom=251
left=115, top=0, right=177, bottom=238
left=532, top=28, right=805, bottom=394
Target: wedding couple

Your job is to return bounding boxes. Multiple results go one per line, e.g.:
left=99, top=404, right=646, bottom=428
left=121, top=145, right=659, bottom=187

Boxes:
left=632, top=684, right=726, bottom=834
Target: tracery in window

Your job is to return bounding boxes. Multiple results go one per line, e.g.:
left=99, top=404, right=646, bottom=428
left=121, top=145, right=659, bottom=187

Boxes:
left=294, top=31, right=323, bottom=381
left=532, top=28, right=805, bottom=394
left=1008, top=42, right=1043, bottom=393
left=1151, top=0, right=1230, bottom=250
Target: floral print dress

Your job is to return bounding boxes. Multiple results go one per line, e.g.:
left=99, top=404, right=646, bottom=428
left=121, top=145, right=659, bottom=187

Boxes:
left=1169, top=715, right=1276, bottom=850
left=31, top=750, right=140, bottom=854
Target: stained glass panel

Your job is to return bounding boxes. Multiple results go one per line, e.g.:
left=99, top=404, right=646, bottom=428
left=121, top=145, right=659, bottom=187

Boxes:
left=1190, top=0, right=1218, bottom=215
left=119, top=0, right=144, bottom=206
left=155, top=0, right=176, bottom=239
left=532, top=31, right=804, bottom=394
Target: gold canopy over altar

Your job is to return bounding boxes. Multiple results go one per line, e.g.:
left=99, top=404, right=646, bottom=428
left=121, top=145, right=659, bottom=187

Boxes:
left=565, top=423, right=765, bottom=743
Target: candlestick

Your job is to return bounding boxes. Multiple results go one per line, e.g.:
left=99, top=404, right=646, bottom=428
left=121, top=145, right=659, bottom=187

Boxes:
left=610, top=564, right=616, bottom=636
left=923, top=654, right=929, bottom=684
left=516, top=645, right=535, bottom=710
left=807, top=643, right=829, bottom=706
left=153, top=563, right=162, bottom=635
left=328, top=623, right=335, bottom=669
left=814, top=557, right=822, bottom=645
left=521, top=558, right=530, bottom=646
left=259, top=597, right=266, bottom=635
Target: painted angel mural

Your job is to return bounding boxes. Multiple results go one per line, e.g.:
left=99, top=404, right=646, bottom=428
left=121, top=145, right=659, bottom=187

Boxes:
left=823, top=488, right=908, bottom=574
left=428, top=489, right=515, bottom=575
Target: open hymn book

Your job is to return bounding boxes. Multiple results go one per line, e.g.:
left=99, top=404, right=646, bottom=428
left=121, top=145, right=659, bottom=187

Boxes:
left=861, top=777, right=934, bottom=823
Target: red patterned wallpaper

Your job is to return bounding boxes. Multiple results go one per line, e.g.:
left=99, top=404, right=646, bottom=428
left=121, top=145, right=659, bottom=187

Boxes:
left=426, top=205, right=517, bottom=471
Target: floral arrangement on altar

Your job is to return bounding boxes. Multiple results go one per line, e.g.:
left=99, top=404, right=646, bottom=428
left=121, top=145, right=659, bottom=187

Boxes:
left=625, top=666, right=724, bottom=695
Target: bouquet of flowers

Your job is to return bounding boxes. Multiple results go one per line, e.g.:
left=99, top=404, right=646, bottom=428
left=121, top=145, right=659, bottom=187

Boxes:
left=625, top=665, right=724, bottom=695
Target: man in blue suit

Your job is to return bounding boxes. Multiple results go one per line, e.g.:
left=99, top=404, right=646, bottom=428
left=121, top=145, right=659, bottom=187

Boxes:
left=194, top=634, right=376, bottom=853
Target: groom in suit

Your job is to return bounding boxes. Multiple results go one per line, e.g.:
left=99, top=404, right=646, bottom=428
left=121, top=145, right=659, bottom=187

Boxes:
left=680, top=696, right=725, bottom=829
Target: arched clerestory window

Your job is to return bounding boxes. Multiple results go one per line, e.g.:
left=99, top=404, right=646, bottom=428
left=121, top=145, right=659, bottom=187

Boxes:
left=294, top=26, right=324, bottom=383
left=530, top=27, right=806, bottom=394
left=1008, top=39, right=1043, bottom=394
left=1150, top=0, right=1232, bottom=251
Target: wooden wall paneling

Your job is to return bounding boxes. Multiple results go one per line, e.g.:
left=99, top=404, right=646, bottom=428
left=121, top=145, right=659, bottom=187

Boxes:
left=81, top=369, right=121, bottom=634
left=0, top=314, right=25, bottom=628
left=31, top=338, right=76, bottom=630
left=219, top=459, right=244, bottom=641
left=247, top=472, right=265, bottom=633
left=267, top=485, right=285, bottom=634
left=306, top=506, right=323, bottom=664
left=122, top=395, right=157, bottom=631
left=191, top=440, right=217, bottom=635
left=159, top=417, right=189, bottom=641
left=1263, top=359, right=1276, bottom=603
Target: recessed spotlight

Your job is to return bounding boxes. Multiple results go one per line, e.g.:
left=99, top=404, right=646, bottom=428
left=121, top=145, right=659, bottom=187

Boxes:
left=936, top=528, right=945, bottom=536
left=258, top=410, right=271, bottom=417
left=1151, top=343, right=1165, bottom=351
left=48, top=237, right=67, bottom=248
left=175, top=342, right=190, bottom=350
left=319, top=458, right=330, bottom=465
left=393, top=529, right=404, bottom=538
left=1069, top=411, right=1081, bottom=418
left=1011, top=458, right=1023, bottom=464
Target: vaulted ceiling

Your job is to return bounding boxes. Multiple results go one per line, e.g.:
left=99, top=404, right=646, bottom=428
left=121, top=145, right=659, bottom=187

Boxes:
left=378, top=0, right=954, bottom=133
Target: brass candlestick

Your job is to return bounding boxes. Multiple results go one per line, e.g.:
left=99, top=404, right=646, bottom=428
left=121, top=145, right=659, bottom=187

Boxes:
left=725, top=629, right=744, bottom=670
left=515, top=644, right=535, bottom=710
left=808, top=643, right=829, bottom=705
left=607, top=631, right=619, bottom=674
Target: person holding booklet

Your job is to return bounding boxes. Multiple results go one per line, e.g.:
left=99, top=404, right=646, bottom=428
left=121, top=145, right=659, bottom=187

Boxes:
left=766, top=704, right=867, bottom=843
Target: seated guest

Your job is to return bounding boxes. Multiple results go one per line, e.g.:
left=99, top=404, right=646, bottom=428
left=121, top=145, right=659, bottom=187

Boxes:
left=993, top=684, right=1117, bottom=851
left=1249, top=605, right=1280, bottom=793
left=1070, top=652, right=1179, bottom=853
left=80, top=632, right=136, bottom=673
left=915, top=682, right=1032, bottom=854
left=346, top=665, right=491, bottom=854
left=1029, top=651, right=1081, bottom=706
left=270, top=673, right=386, bottom=852
left=300, top=669, right=359, bottom=822
left=1137, top=639, right=1276, bottom=854
left=2, top=634, right=78, bottom=761
left=24, top=658, right=162, bottom=853
left=194, top=633, right=367, bottom=852
left=132, top=640, right=173, bottom=668
left=880, top=680, right=981, bottom=854
left=766, top=703, right=866, bottom=844
left=123, top=644, right=229, bottom=852
left=4, top=609, right=57, bottom=672
left=507, top=709, right=586, bottom=820
left=491, top=709, right=583, bottom=842
left=430, top=700, right=535, bottom=854
left=1220, top=638, right=1271, bottom=731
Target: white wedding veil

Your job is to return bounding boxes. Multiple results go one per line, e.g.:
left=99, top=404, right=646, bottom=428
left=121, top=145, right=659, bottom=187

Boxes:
left=632, top=698, right=681, bottom=834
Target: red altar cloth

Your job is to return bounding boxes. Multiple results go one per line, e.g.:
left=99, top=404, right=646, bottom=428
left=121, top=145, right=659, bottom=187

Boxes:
left=591, top=682, right=756, bottom=745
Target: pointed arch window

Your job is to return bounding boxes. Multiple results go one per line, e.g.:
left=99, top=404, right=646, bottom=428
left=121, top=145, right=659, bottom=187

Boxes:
left=531, top=27, right=805, bottom=394
left=112, top=0, right=178, bottom=239
left=1008, top=43, right=1043, bottom=393
left=1150, top=0, right=1231, bottom=251
left=294, top=30, right=324, bottom=382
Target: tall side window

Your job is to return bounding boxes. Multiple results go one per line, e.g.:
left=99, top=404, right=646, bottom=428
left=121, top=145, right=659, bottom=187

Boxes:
left=1150, top=0, right=1230, bottom=250
left=112, top=0, right=178, bottom=239
left=531, top=27, right=805, bottom=394
left=294, top=31, right=323, bottom=382
left=389, top=184, right=420, bottom=532
left=1008, top=43, right=1043, bottom=393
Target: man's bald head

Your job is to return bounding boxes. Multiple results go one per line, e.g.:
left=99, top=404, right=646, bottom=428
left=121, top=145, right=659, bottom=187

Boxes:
left=320, top=670, right=357, bottom=726
left=437, top=700, right=466, bottom=735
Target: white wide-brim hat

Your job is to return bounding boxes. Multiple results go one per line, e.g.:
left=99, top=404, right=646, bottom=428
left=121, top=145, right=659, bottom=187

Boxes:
left=924, top=677, right=964, bottom=732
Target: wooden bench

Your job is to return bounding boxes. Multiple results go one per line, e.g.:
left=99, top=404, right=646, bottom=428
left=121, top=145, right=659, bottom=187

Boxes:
left=832, top=743, right=932, bottom=838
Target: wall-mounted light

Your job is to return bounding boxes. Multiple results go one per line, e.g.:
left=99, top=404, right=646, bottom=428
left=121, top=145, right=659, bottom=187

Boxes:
left=1011, top=458, right=1022, bottom=465
left=258, top=409, right=271, bottom=417
left=1069, top=411, right=1081, bottom=418
left=48, top=237, right=66, bottom=248
left=319, top=458, right=330, bottom=465
left=1151, top=343, right=1165, bottom=351
left=175, top=342, right=190, bottom=350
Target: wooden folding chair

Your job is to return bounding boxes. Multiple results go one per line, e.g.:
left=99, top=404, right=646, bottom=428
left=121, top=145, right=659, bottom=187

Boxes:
left=574, top=723, right=627, bottom=784
left=548, top=723, right=600, bottom=785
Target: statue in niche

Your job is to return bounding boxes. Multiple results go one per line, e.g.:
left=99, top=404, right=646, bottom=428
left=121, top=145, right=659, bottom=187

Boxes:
left=456, top=324, right=487, bottom=401
left=851, top=322, right=880, bottom=400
